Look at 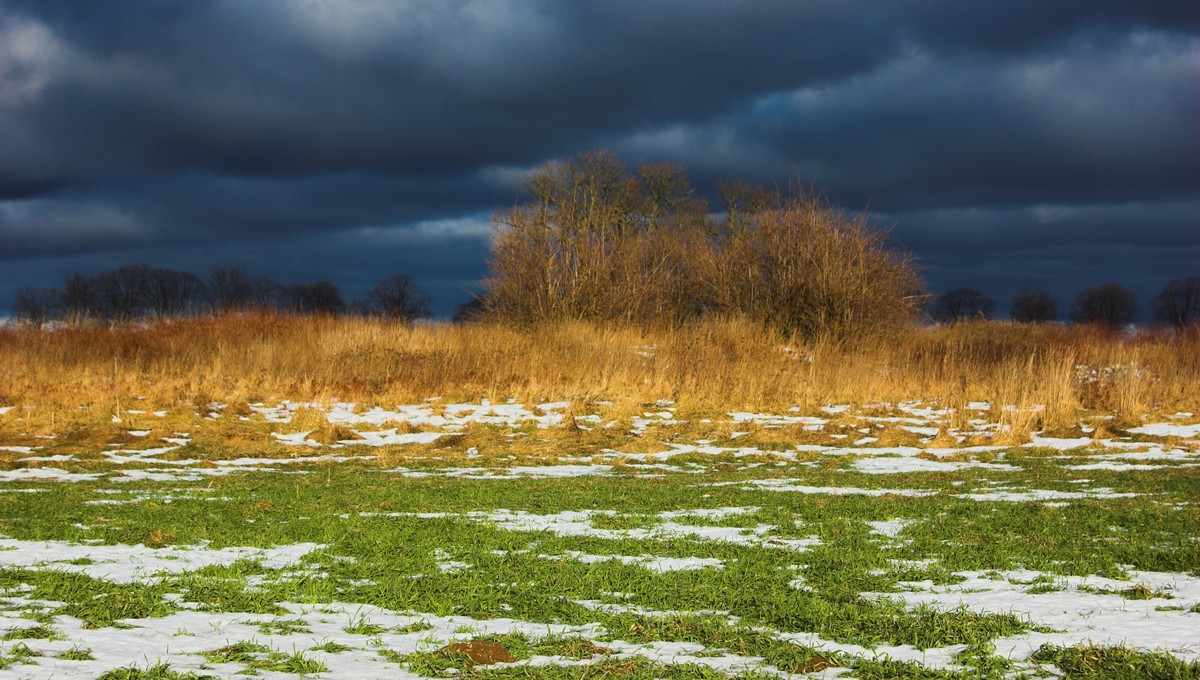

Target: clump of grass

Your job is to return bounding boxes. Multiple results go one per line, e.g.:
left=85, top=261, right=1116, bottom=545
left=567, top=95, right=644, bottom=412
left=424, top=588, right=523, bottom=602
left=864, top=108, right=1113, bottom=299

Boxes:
left=202, top=642, right=328, bottom=673
left=97, top=662, right=216, bottom=679
left=1030, top=644, right=1200, bottom=679
left=59, top=646, right=95, bottom=661
left=2, top=624, right=61, bottom=640
left=287, top=406, right=361, bottom=445
left=254, top=618, right=311, bottom=635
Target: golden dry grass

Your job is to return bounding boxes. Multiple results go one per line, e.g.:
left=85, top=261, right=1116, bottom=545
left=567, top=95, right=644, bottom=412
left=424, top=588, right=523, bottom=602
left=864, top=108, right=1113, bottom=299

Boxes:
left=1, top=313, right=1197, bottom=441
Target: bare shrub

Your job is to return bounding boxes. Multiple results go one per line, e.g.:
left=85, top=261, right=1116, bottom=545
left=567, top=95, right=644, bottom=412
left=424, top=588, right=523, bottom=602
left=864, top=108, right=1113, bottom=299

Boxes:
left=712, top=191, right=924, bottom=342
left=486, top=150, right=709, bottom=325
left=485, top=150, right=923, bottom=342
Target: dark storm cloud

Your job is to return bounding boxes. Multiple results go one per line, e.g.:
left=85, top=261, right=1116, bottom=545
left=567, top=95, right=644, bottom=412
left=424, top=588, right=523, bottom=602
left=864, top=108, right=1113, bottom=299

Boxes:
left=1, top=1, right=1197, bottom=316
left=617, top=31, right=1198, bottom=210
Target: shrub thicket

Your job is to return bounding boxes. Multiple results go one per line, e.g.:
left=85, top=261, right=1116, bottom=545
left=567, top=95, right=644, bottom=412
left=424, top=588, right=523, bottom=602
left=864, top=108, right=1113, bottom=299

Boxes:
left=485, top=150, right=924, bottom=341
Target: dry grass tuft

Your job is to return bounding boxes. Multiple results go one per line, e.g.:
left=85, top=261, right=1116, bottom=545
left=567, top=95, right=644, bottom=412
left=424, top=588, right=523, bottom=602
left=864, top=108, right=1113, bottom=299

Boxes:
left=286, top=406, right=361, bottom=445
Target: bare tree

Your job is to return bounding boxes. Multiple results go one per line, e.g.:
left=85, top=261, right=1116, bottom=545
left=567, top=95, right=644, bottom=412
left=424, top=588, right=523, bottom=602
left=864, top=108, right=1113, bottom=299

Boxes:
left=1071, top=283, right=1137, bottom=327
left=285, top=281, right=345, bottom=315
left=60, top=272, right=98, bottom=324
left=366, top=274, right=431, bottom=322
left=717, top=180, right=774, bottom=230
left=1151, top=277, right=1200, bottom=331
left=1010, top=287, right=1058, bottom=323
left=12, top=287, right=61, bottom=327
left=248, top=277, right=282, bottom=310
left=931, top=288, right=995, bottom=323
left=146, top=268, right=206, bottom=318
left=208, top=265, right=253, bottom=312
left=94, top=265, right=153, bottom=323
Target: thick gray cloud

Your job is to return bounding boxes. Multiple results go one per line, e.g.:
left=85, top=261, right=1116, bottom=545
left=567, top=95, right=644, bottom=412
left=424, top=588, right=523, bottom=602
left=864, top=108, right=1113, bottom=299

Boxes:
left=1, top=1, right=1196, bottom=317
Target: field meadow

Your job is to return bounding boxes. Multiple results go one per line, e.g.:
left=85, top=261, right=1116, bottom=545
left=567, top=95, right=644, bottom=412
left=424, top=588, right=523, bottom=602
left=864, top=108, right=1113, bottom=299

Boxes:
left=0, top=316, right=1197, bottom=679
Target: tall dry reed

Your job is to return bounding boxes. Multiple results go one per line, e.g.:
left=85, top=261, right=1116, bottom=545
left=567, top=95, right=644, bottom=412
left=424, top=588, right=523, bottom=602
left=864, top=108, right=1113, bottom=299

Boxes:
left=1, top=315, right=1196, bottom=435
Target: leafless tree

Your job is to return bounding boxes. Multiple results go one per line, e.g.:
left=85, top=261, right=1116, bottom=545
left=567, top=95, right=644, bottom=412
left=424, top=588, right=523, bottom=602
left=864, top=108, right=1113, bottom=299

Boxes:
left=94, top=265, right=153, bottom=323
left=366, top=274, right=431, bottom=322
left=60, top=272, right=98, bottom=324
left=1010, top=288, right=1058, bottom=323
left=285, top=281, right=345, bottom=315
left=931, top=288, right=996, bottom=323
left=208, top=265, right=253, bottom=312
left=12, top=287, right=61, bottom=327
left=145, top=268, right=206, bottom=318
left=248, top=277, right=282, bottom=310
left=1071, top=283, right=1137, bottom=327
left=1151, top=277, right=1200, bottom=331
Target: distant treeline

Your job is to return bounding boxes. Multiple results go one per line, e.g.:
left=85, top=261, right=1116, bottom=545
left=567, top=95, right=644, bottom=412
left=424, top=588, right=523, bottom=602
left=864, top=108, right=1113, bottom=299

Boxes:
left=929, top=280, right=1200, bottom=330
left=11, top=265, right=430, bottom=326
left=10, top=149, right=1199, bottom=337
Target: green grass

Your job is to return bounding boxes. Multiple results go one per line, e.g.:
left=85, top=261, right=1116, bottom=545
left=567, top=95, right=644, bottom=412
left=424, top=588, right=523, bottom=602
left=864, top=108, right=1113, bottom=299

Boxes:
left=0, top=410, right=1195, bottom=678
left=1030, top=644, right=1200, bottom=679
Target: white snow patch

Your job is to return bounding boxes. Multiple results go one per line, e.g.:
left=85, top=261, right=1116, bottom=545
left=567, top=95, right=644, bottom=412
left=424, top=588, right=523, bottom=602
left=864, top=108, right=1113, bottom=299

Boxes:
left=714, top=479, right=935, bottom=497
left=0, top=445, right=37, bottom=454
left=543, top=551, right=724, bottom=573
left=1129, top=422, right=1200, bottom=438
left=869, top=568, right=1200, bottom=663
left=958, top=487, right=1138, bottom=502
left=866, top=519, right=914, bottom=539
left=0, top=538, right=323, bottom=583
left=852, top=457, right=1018, bottom=474
left=0, top=467, right=104, bottom=482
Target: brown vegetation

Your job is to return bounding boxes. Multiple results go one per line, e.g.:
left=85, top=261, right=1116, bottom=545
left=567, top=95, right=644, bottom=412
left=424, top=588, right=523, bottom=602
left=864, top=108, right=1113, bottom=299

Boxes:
left=485, top=150, right=922, bottom=341
left=1, top=314, right=1196, bottom=438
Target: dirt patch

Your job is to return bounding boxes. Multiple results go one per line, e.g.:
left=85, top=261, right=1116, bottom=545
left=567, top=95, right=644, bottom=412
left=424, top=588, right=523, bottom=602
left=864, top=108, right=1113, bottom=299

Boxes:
left=441, top=641, right=516, bottom=665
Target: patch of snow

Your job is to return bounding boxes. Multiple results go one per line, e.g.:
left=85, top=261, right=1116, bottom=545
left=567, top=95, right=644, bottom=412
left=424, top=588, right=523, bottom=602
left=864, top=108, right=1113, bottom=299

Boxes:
left=543, top=552, right=724, bottom=573
left=1064, top=462, right=1169, bottom=471
left=0, top=445, right=38, bottom=454
left=713, top=479, right=935, bottom=497
left=432, top=548, right=471, bottom=574
left=729, top=412, right=827, bottom=428
left=0, top=467, right=104, bottom=482
left=0, top=539, right=323, bottom=583
left=957, top=487, right=1138, bottom=502
left=1129, top=423, right=1200, bottom=438
left=852, top=457, right=1019, bottom=474
left=1027, top=435, right=1093, bottom=450
left=866, top=519, right=914, bottom=539
left=868, top=569, right=1200, bottom=663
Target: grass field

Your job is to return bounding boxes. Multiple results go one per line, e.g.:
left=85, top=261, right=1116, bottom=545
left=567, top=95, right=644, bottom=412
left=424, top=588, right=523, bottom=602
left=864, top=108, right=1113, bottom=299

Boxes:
left=0, top=319, right=1197, bottom=678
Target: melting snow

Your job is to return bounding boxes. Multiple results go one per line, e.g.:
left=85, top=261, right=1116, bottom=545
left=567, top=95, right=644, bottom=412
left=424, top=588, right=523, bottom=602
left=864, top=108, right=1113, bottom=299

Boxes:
left=852, top=457, right=1018, bottom=474
left=1129, top=422, right=1200, bottom=438
left=542, top=551, right=724, bottom=573
left=0, top=538, right=323, bottom=583
left=870, top=569, right=1200, bottom=663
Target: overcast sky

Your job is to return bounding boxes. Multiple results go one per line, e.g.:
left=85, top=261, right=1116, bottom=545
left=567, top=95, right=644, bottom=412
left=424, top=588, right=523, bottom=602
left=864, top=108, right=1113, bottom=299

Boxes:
left=1, top=1, right=1197, bottom=317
